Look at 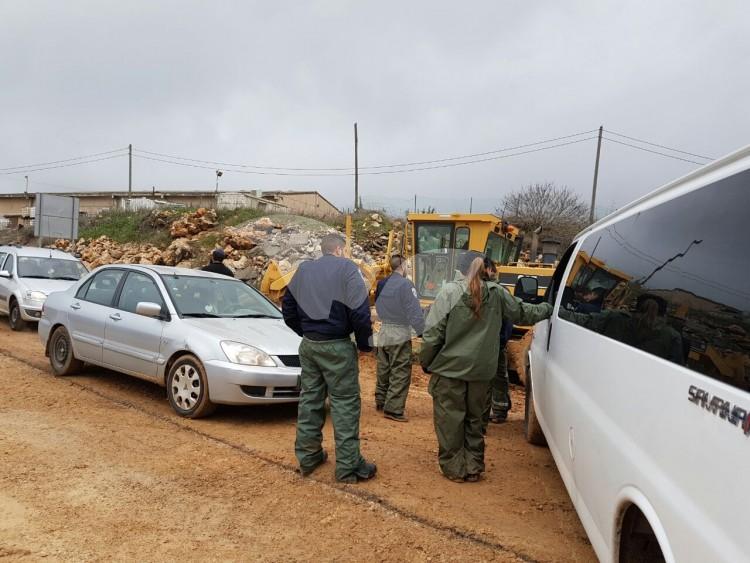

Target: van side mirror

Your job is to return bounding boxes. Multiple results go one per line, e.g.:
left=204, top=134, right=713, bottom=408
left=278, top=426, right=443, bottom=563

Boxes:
left=0, top=271, right=10, bottom=279
left=514, top=276, right=539, bottom=303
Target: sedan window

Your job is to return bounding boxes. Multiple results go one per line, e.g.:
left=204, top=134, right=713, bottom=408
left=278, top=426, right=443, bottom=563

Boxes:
left=83, top=270, right=125, bottom=307
left=118, top=272, right=165, bottom=314
left=162, top=274, right=281, bottom=319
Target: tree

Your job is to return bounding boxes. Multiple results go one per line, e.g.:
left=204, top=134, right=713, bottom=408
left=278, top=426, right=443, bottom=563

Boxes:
left=497, top=182, right=589, bottom=249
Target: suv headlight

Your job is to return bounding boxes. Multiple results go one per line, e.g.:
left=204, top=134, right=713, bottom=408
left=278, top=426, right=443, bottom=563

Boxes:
left=220, top=341, right=276, bottom=367
left=25, top=290, right=47, bottom=303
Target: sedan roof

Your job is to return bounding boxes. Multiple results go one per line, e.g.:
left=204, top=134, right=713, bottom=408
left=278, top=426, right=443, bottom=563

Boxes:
left=97, top=263, right=233, bottom=280
left=0, top=245, right=80, bottom=261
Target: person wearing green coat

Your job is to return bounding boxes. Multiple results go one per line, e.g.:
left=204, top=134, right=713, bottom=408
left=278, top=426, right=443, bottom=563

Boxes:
left=420, top=252, right=553, bottom=482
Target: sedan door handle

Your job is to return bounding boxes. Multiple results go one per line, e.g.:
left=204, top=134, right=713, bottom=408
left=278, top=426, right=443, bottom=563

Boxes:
left=109, top=313, right=122, bottom=321
left=70, top=302, right=81, bottom=310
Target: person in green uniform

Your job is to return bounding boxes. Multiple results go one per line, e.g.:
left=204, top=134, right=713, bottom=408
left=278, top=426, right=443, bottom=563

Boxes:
left=420, top=252, right=553, bottom=482
left=282, top=233, right=377, bottom=484
left=481, top=258, right=514, bottom=433
left=374, top=255, right=425, bottom=422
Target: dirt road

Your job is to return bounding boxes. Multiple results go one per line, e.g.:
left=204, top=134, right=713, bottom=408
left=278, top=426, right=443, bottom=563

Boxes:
left=0, top=324, right=594, bottom=561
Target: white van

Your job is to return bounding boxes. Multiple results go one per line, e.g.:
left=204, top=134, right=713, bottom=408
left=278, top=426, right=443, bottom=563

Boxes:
left=523, top=146, right=750, bottom=562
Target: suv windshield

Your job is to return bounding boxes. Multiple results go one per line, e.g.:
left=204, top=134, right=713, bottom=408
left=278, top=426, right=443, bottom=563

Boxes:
left=161, top=274, right=282, bottom=319
left=18, top=257, right=88, bottom=280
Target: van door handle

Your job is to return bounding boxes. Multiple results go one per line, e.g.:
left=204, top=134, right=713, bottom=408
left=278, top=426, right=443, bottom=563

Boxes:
left=70, top=302, right=81, bottom=310
left=109, top=313, right=122, bottom=321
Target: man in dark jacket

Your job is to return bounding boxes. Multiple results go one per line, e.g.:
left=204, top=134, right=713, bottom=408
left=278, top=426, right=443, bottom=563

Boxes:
left=282, top=233, right=377, bottom=483
left=374, top=255, right=425, bottom=422
left=201, top=249, right=234, bottom=277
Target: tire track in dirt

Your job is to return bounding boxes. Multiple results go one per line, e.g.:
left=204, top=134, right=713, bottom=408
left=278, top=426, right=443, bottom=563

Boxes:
left=1, top=348, right=540, bottom=563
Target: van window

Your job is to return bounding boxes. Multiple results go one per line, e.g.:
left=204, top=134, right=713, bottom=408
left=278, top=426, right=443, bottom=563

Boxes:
left=559, top=169, right=750, bottom=392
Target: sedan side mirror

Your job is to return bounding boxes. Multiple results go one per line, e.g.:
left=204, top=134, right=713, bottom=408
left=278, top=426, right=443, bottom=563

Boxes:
left=0, top=271, right=9, bottom=279
left=135, top=301, right=164, bottom=318
left=514, top=276, right=540, bottom=303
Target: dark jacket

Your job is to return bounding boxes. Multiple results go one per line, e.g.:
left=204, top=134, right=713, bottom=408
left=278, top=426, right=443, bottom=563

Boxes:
left=201, top=262, right=234, bottom=277
left=374, top=272, right=425, bottom=335
left=282, top=254, right=373, bottom=351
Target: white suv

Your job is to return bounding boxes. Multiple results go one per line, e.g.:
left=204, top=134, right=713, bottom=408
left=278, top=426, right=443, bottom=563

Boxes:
left=0, top=245, right=88, bottom=330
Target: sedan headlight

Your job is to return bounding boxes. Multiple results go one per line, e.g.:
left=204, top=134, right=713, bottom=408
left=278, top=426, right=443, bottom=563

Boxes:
left=220, top=341, right=277, bottom=367
left=25, top=290, right=47, bottom=303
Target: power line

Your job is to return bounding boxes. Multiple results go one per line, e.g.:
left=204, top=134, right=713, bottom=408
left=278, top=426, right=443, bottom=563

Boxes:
left=604, top=130, right=713, bottom=160
left=134, top=137, right=598, bottom=177
left=133, top=129, right=598, bottom=172
left=602, top=137, right=706, bottom=165
left=0, top=153, right=128, bottom=175
left=0, top=147, right=129, bottom=172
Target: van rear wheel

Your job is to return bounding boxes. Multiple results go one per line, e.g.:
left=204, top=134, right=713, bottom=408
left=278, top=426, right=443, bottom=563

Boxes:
left=524, top=359, right=547, bottom=446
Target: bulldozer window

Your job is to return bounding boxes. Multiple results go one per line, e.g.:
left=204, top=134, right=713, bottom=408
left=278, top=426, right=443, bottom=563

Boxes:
left=415, top=223, right=454, bottom=300
left=454, top=227, right=470, bottom=250
left=485, top=232, right=512, bottom=264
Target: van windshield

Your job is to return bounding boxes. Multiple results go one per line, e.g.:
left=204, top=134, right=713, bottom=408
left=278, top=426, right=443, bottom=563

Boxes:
left=18, top=257, right=88, bottom=280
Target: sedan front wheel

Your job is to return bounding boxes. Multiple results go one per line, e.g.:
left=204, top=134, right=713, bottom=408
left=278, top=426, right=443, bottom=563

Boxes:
left=166, top=355, right=216, bottom=419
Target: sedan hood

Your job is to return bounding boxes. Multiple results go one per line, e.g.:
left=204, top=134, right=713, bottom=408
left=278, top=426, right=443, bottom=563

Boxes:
left=181, top=317, right=302, bottom=356
left=18, top=278, right=79, bottom=296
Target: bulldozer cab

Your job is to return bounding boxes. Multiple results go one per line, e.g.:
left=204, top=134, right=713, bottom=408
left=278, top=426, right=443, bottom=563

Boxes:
left=404, top=213, right=520, bottom=300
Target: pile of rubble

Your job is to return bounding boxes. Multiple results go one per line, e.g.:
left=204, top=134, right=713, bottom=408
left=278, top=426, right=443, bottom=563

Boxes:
left=169, top=208, right=217, bottom=238
left=52, top=211, right=381, bottom=285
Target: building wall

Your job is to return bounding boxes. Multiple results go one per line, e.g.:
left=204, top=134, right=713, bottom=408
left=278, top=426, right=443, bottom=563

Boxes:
left=269, top=192, right=339, bottom=218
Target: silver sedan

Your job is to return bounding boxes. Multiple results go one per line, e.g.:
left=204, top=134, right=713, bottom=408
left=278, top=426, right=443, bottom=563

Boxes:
left=39, top=265, right=302, bottom=418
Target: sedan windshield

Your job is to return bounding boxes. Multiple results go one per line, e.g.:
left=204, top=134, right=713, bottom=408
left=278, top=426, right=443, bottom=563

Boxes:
left=18, top=257, right=88, bottom=280
left=161, top=274, right=282, bottom=319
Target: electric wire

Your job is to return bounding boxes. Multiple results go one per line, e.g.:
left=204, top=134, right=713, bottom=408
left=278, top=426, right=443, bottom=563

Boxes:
left=602, top=137, right=706, bottom=165
left=0, top=154, right=128, bottom=175
left=0, top=148, right=129, bottom=172
left=604, top=129, right=713, bottom=160
left=133, top=136, right=598, bottom=177
left=133, top=129, right=598, bottom=172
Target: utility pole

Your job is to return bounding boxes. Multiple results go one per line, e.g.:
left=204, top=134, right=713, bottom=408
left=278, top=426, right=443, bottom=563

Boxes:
left=589, top=125, right=603, bottom=224
left=128, top=143, right=133, bottom=198
left=354, top=123, right=359, bottom=210
left=414, top=194, right=417, bottom=213
left=469, top=197, right=473, bottom=213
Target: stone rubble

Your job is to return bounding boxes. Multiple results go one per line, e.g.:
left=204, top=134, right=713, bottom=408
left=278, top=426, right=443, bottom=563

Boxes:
left=52, top=213, right=383, bottom=286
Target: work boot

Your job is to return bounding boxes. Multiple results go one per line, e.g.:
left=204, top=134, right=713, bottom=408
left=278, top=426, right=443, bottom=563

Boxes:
left=375, top=403, right=384, bottom=412
left=337, top=461, right=377, bottom=484
left=384, top=411, right=408, bottom=422
left=489, top=410, right=508, bottom=424
left=465, top=473, right=482, bottom=483
left=299, top=450, right=328, bottom=477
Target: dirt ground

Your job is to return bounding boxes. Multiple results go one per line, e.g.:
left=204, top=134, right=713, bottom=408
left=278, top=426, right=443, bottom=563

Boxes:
left=0, top=323, right=594, bottom=562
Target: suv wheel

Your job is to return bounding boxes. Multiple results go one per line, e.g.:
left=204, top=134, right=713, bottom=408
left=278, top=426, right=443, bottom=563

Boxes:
left=166, top=355, right=216, bottom=418
left=9, top=299, right=28, bottom=331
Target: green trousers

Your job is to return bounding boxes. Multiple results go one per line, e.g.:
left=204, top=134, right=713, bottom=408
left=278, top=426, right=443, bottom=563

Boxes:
left=296, top=337, right=365, bottom=480
left=482, top=347, right=510, bottom=431
left=428, top=374, right=491, bottom=479
left=375, top=336, right=413, bottom=415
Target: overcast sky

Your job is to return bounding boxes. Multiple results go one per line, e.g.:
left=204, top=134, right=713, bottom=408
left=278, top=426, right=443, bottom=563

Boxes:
left=1, top=1, right=749, bottom=215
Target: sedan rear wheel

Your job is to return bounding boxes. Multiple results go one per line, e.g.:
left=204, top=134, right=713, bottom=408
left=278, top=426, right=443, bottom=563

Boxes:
left=166, top=355, right=216, bottom=419
left=49, top=326, right=83, bottom=376
left=9, top=299, right=28, bottom=331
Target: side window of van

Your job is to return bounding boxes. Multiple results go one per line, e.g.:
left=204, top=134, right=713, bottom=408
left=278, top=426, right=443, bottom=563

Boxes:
left=558, top=169, right=750, bottom=393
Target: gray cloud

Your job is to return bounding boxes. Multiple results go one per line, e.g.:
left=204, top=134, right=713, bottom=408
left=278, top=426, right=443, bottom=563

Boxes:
left=1, top=0, right=748, bottom=216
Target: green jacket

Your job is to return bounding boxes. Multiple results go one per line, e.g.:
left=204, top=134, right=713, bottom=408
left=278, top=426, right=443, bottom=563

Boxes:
left=420, top=280, right=552, bottom=381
